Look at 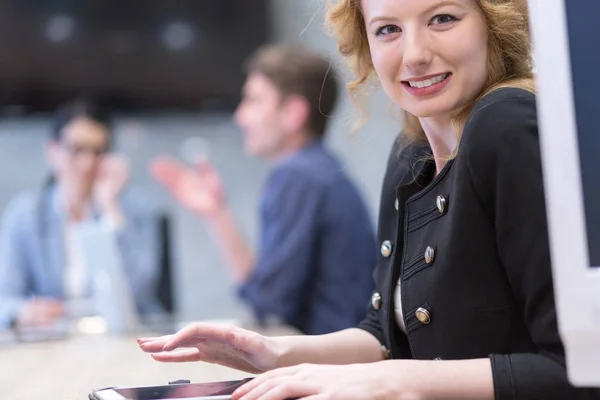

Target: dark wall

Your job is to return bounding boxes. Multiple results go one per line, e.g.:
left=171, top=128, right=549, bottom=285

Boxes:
left=0, top=0, right=271, bottom=113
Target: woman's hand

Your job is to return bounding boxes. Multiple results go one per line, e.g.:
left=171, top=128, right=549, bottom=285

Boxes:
left=137, top=323, right=282, bottom=374
left=93, top=154, right=130, bottom=212
left=232, top=359, right=496, bottom=400
left=17, top=297, right=65, bottom=327
left=231, top=362, right=400, bottom=400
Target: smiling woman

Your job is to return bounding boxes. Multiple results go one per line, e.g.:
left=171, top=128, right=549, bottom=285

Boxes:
left=328, top=0, right=535, bottom=150
left=363, top=0, right=489, bottom=127
left=136, top=1, right=600, bottom=399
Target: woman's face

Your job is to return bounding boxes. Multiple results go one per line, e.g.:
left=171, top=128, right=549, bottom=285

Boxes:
left=362, top=0, right=489, bottom=119
left=48, top=117, right=110, bottom=195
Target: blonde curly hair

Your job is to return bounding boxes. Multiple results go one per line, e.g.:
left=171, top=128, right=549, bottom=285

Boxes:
left=326, top=0, right=535, bottom=147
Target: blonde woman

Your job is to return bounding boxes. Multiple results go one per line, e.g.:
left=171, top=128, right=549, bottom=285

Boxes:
left=138, top=0, right=600, bottom=398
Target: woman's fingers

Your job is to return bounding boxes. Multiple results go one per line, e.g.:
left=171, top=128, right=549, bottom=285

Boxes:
left=137, top=335, right=173, bottom=352
left=233, top=366, right=302, bottom=398
left=150, top=348, right=202, bottom=363
left=236, top=378, right=319, bottom=400
left=163, top=323, right=238, bottom=351
left=236, top=366, right=299, bottom=397
left=140, top=338, right=206, bottom=353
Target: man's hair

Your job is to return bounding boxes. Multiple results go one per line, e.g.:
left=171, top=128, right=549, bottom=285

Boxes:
left=244, top=43, right=339, bottom=138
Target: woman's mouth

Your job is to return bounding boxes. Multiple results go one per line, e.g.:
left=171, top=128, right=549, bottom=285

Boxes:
left=401, top=73, right=452, bottom=96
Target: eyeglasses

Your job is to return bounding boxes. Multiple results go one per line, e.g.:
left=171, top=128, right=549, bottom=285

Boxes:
left=61, top=142, right=109, bottom=158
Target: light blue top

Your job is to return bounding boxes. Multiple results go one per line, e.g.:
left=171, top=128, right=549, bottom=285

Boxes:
left=0, top=183, right=164, bottom=329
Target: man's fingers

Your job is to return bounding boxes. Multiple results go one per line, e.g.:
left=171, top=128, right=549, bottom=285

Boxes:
left=150, top=158, right=185, bottom=184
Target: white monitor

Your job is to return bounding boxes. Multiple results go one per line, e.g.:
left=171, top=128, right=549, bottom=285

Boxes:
left=529, top=0, right=600, bottom=387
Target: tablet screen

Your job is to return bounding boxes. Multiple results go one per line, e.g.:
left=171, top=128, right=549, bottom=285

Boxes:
left=113, top=379, right=251, bottom=399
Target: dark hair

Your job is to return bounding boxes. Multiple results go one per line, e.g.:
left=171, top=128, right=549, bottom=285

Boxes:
left=244, top=44, right=339, bottom=138
left=50, top=98, right=114, bottom=147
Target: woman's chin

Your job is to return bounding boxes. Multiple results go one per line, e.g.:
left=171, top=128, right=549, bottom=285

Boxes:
left=402, top=107, right=450, bottom=119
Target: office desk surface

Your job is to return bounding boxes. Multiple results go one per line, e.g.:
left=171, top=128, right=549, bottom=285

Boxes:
left=0, top=327, right=297, bottom=400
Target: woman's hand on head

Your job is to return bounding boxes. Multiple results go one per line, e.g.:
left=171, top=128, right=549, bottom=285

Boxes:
left=93, top=154, right=130, bottom=211
left=137, top=323, right=282, bottom=374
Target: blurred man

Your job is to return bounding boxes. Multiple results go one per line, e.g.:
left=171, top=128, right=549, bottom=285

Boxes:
left=152, top=44, right=376, bottom=335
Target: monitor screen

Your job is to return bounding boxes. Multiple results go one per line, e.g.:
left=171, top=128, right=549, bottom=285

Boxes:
left=565, top=0, right=600, bottom=269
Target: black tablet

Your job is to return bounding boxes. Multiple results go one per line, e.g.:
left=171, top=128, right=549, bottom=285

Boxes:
left=89, top=378, right=253, bottom=400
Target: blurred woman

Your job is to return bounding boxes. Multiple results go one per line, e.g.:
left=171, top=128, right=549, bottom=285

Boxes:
left=0, top=99, right=164, bottom=329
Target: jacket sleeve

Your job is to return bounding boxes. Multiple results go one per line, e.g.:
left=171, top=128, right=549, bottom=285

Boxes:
left=464, top=89, right=600, bottom=400
left=0, top=196, right=31, bottom=328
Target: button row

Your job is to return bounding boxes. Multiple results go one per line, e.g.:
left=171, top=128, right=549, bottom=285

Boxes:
left=374, top=195, right=446, bottom=329
left=394, top=195, right=447, bottom=214
left=371, top=292, right=432, bottom=325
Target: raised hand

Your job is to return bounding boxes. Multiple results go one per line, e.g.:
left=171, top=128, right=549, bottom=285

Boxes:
left=150, top=158, right=226, bottom=219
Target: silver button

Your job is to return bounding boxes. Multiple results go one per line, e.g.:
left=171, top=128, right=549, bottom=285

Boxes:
left=394, top=198, right=399, bottom=211
left=424, top=246, right=435, bottom=264
left=433, top=356, right=443, bottom=361
left=415, top=307, right=432, bottom=324
left=371, top=292, right=382, bottom=310
left=380, top=240, right=393, bottom=258
left=436, top=195, right=447, bottom=214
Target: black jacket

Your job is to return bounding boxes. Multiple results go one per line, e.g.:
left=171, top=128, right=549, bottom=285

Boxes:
left=357, top=88, right=600, bottom=399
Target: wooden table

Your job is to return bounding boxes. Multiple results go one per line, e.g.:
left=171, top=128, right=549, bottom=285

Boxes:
left=0, top=325, right=298, bottom=400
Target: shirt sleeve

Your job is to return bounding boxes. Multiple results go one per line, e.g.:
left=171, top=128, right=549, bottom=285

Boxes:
left=464, top=89, right=600, bottom=400
left=238, top=167, right=323, bottom=330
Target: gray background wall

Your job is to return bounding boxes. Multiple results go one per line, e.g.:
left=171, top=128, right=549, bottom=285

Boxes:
left=0, top=0, right=402, bottom=323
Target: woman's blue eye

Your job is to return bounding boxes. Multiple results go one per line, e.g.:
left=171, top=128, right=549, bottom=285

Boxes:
left=431, top=14, right=458, bottom=25
left=375, top=25, right=401, bottom=36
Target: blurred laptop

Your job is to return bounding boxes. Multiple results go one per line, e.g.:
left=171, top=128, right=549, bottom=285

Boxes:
left=74, top=220, right=140, bottom=334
